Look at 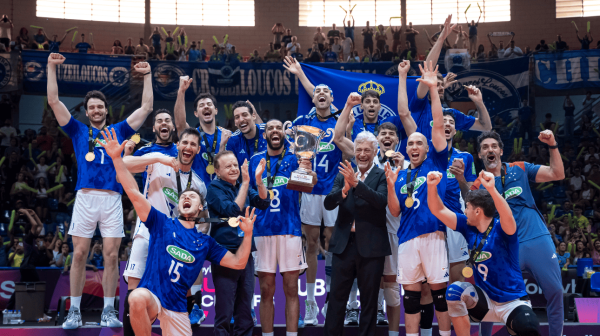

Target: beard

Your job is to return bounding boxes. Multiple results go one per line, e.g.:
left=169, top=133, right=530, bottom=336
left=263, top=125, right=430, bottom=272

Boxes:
left=266, top=135, right=284, bottom=150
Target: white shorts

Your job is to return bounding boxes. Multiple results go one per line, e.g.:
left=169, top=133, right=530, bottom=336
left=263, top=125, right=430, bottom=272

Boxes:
left=384, top=232, right=399, bottom=276
left=133, top=217, right=150, bottom=240
left=148, top=289, right=192, bottom=336
left=397, top=231, right=449, bottom=285
left=254, top=235, right=308, bottom=273
left=447, top=226, right=469, bottom=263
left=69, top=189, right=124, bottom=238
left=123, top=237, right=149, bottom=282
left=300, top=193, right=338, bottom=227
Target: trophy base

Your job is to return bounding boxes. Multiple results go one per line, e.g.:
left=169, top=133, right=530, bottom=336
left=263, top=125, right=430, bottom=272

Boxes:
left=286, top=171, right=314, bottom=193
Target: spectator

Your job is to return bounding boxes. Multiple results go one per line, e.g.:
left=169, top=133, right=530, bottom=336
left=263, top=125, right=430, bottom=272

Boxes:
left=348, top=50, right=360, bottom=63
left=399, top=41, right=416, bottom=61
left=524, top=46, right=532, bottom=56
left=286, top=36, right=301, bottom=56
left=135, top=38, right=149, bottom=55
left=331, top=37, right=342, bottom=57
left=0, top=15, right=13, bottom=51
left=583, top=91, right=594, bottom=110
left=555, top=34, right=568, bottom=51
left=36, top=126, right=53, bottom=152
left=272, top=23, right=285, bottom=50
left=362, top=21, right=374, bottom=53
left=380, top=44, right=393, bottom=61
left=475, top=44, right=486, bottom=61
left=568, top=167, right=585, bottom=199
left=372, top=48, right=382, bottom=62
left=282, top=28, right=293, bottom=48
left=4, top=137, right=19, bottom=158
left=229, top=45, right=242, bottom=62
left=563, top=95, right=575, bottom=138
left=581, top=182, right=595, bottom=208
left=33, top=156, right=49, bottom=181
left=18, top=208, right=49, bottom=279
left=248, top=49, right=263, bottom=62
left=52, top=242, right=71, bottom=268
left=47, top=31, right=69, bottom=53
left=72, top=33, right=94, bottom=53
left=556, top=242, right=570, bottom=269
left=340, top=32, right=353, bottom=61
left=374, top=24, right=388, bottom=52
left=535, top=39, right=549, bottom=52
left=8, top=242, right=24, bottom=267
left=343, top=15, right=355, bottom=42
left=313, top=27, right=326, bottom=52
left=453, top=25, right=468, bottom=49
left=35, top=177, right=50, bottom=221
left=32, top=29, right=47, bottom=50
left=327, top=23, right=340, bottom=46
left=48, top=235, right=63, bottom=262
left=164, top=30, right=177, bottom=60
left=543, top=113, right=554, bottom=130
left=503, top=39, right=523, bottom=58
left=264, top=42, right=280, bottom=62
left=123, top=38, right=135, bottom=55
left=389, top=22, right=401, bottom=53
left=177, top=45, right=187, bottom=61
left=576, top=26, right=593, bottom=50
left=187, top=41, right=201, bottom=61
left=323, top=45, right=338, bottom=62
left=466, top=13, right=481, bottom=58
left=574, top=205, right=591, bottom=231
left=571, top=240, right=591, bottom=265
left=16, top=27, right=30, bottom=51
left=588, top=236, right=600, bottom=265
left=405, top=21, right=420, bottom=54
left=175, top=27, right=187, bottom=49
left=361, top=48, right=372, bottom=62
left=585, top=146, right=599, bottom=162
left=0, top=118, right=15, bottom=152
left=146, top=46, right=159, bottom=61
left=111, top=40, right=124, bottom=54
left=149, top=27, right=163, bottom=58
left=306, top=43, right=322, bottom=62
left=88, top=240, right=104, bottom=267
left=488, top=43, right=499, bottom=60
left=557, top=200, right=574, bottom=217
left=0, top=95, right=12, bottom=125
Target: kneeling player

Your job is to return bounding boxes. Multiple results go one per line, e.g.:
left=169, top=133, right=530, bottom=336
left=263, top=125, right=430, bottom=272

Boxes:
left=100, top=128, right=256, bottom=336
left=427, top=170, right=541, bottom=336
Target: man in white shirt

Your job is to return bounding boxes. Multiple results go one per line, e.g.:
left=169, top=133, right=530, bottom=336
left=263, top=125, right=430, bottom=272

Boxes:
left=286, top=36, right=301, bottom=56
left=568, top=167, right=585, bottom=201
left=0, top=15, right=12, bottom=50
left=503, top=40, right=523, bottom=59
left=341, top=33, right=353, bottom=62
left=0, top=119, right=16, bottom=148
left=331, top=37, right=343, bottom=59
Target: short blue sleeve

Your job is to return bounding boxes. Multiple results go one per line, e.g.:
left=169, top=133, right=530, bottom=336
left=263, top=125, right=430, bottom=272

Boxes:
left=225, top=134, right=238, bottom=152
left=207, top=237, right=228, bottom=264
left=61, top=117, right=85, bottom=140
left=431, top=141, right=449, bottom=170
left=464, top=154, right=477, bottom=182
left=452, top=109, right=476, bottom=131
left=114, top=120, right=136, bottom=139
left=524, top=162, right=541, bottom=182
left=455, top=213, right=469, bottom=239
left=144, top=206, right=168, bottom=235
left=408, top=87, right=428, bottom=114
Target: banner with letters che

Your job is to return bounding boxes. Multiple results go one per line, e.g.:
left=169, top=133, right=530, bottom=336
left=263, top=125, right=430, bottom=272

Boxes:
left=534, top=50, right=600, bottom=90
left=21, top=51, right=132, bottom=96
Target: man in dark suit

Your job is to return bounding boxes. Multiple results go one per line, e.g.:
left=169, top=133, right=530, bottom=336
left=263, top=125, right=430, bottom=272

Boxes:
left=323, top=130, right=390, bottom=336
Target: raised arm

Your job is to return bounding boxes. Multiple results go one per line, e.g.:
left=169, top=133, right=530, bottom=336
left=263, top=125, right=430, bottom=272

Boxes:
left=417, top=61, right=446, bottom=152
left=384, top=162, right=401, bottom=217
left=535, top=130, right=565, bottom=182
left=123, top=153, right=179, bottom=173
left=174, top=76, right=193, bottom=137
left=466, top=85, right=492, bottom=131
left=235, top=160, right=251, bottom=210
left=333, top=93, right=360, bottom=157
left=397, top=60, right=417, bottom=136
left=99, top=128, right=151, bottom=222
left=426, top=171, right=458, bottom=229
left=417, top=15, right=456, bottom=99
left=218, top=207, right=256, bottom=270
left=479, top=170, right=516, bottom=235
left=46, top=54, right=72, bottom=127
left=126, top=62, right=154, bottom=130
left=283, top=56, right=315, bottom=97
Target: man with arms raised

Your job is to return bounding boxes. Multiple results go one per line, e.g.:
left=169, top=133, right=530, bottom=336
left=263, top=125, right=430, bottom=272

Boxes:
left=125, top=109, right=178, bottom=158
left=227, top=100, right=267, bottom=165
left=384, top=61, right=451, bottom=336
left=283, top=56, right=355, bottom=324
left=121, top=128, right=208, bottom=335
left=249, top=119, right=317, bottom=336
left=175, top=77, right=231, bottom=186
left=427, top=170, right=541, bottom=336
left=47, top=53, right=154, bottom=329
left=99, top=129, right=256, bottom=336
left=474, top=130, right=564, bottom=336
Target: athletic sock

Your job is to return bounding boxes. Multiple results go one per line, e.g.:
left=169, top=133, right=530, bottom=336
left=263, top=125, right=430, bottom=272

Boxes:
left=440, top=330, right=451, bottom=336
left=307, top=283, right=316, bottom=302
left=420, top=329, right=432, bottom=336
left=104, top=297, right=115, bottom=309
left=70, top=296, right=81, bottom=310
left=389, top=331, right=399, bottom=336
left=123, top=290, right=134, bottom=336
left=286, top=332, right=298, bottom=336
left=377, top=288, right=384, bottom=309
left=263, top=332, right=274, bottom=336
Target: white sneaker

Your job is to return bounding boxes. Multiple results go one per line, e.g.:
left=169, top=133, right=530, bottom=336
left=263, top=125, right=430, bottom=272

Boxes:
left=321, top=302, right=328, bottom=319
left=304, top=300, right=319, bottom=326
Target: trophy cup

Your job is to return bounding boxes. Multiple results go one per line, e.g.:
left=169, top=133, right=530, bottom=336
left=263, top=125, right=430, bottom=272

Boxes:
left=283, top=121, right=335, bottom=192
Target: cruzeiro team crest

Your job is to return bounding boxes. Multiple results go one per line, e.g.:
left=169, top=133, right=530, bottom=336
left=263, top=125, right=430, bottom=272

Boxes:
left=0, top=55, right=12, bottom=90
left=154, top=63, right=187, bottom=100
left=167, top=245, right=195, bottom=263
left=400, top=177, right=426, bottom=194
left=351, top=80, right=397, bottom=120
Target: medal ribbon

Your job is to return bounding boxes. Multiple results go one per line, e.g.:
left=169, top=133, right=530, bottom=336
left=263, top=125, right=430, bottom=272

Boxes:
left=363, top=117, right=380, bottom=136
left=405, top=165, right=421, bottom=201
left=176, top=161, right=194, bottom=196
left=88, top=125, right=107, bottom=155
left=466, top=219, right=495, bottom=268
left=245, top=125, right=260, bottom=157
left=266, top=148, right=286, bottom=192
left=201, top=130, right=218, bottom=168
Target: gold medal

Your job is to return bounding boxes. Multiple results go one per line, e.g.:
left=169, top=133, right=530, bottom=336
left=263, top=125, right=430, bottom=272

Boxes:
left=206, top=164, right=215, bottom=175
left=85, top=152, right=95, bottom=162
left=131, top=133, right=141, bottom=144
left=385, top=150, right=395, bottom=157
left=268, top=189, right=274, bottom=199
left=462, top=266, right=474, bottom=278
left=228, top=217, right=240, bottom=227
left=405, top=196, right=414, bottom=208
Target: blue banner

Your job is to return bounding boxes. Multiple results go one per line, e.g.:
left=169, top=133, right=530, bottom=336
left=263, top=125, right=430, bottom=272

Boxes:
left=22, top=51, right=132, bottom=95
left=534, top=50, right=600, bottom=90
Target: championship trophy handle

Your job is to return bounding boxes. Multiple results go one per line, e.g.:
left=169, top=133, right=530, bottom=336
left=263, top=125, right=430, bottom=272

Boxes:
left=283, top=121, right=295, bottom=148
left=321, top=128, right=335, bottom=151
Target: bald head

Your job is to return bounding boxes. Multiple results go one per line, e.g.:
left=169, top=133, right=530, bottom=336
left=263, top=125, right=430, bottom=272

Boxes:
left=406, top=132, right=429, bottom=167
left=408, top=132, right=427, bottom=144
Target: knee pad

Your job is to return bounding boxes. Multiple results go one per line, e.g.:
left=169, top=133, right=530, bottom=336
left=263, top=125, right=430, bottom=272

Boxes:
left=383, top=282, right=400, bottom=307
left=506, top=305, right=541, bottom=336
left=431, top=287, right=448, bottom=312
left=419, top=302, right=434, bottom=329
left=123, top=290, right=134, bottom=336
left=445, top=282, right=477, bottom=318
left=403, top=290, right=421, bottom=314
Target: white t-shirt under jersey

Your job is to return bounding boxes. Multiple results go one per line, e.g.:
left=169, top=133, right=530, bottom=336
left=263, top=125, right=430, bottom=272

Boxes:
left=374, top=154, right=410, bottom=234
left=133, top=152, right=207, bottom=240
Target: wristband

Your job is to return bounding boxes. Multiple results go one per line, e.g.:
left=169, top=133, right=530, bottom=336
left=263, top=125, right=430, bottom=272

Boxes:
left=549, top=143, right=558, bottom=149
left=143, top=71, right=151, bottom=76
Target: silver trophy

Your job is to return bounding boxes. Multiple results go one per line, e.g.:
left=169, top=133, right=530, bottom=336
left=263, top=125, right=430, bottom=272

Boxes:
left=283, top=121, right=335, bottom=192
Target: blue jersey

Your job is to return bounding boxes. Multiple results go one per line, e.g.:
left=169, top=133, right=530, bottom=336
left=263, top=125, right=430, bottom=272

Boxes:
left=139, top=207, right=228, bottom=312
left=63, top=118, right=135, bottom=193
left=134, top=142, right=179, bottom=189
left=249, top=150, right=302, bottom=237
left=482, top=162, right=547, bottom=243
left=75, top=42, right=91, bottom=53
left=191, top=127, right=224, bottom=186
left=396, top=143, right=448, bottom=245
left=49, top=41, right=61, bottom=53
left=444, top=147, right=477, bottom=214
left=226, top=123, right=268, bottom=166
left=351, top=114, right=405, bottom=141
left=455, top=214, right=527, bottom=303
left=292, top=112, right=342, bottom=195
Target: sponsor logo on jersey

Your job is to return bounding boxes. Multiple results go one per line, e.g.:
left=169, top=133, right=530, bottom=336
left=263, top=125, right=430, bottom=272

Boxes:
left=504, top=186, right=523, bottom=200
left=163, top=187, right=179, bottom=203
left=319, top=141, right=335, bottom=152
left=447, top=169, right=455, bottom=178
left=167, top=245, right=195, bottom=263
left=261, top=176, right=289, bottom=187
left=400, top=176, right=427, bottom=194
left=202, top=152, right=209, bottom=161
left=95, top=138, right=107, bottom=147
left=475, top=251, right=492, bottom=263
